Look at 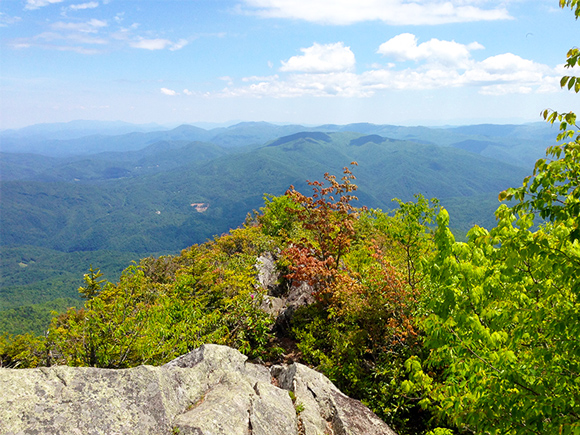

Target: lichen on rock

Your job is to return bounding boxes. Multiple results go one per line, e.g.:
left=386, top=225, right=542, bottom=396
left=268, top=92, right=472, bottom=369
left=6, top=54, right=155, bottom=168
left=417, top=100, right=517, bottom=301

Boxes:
left=0, top=344, right=397, bottom=435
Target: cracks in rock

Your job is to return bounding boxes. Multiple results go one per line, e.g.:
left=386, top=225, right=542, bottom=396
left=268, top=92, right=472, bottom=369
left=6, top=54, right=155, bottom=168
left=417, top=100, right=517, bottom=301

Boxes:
left=248, top=381, right=258, bottom=434
left=306, top=384, right=318, bottom=399
left=248, top=381, right=261, bottom=435
left=252, top=382, right=261, bottom=397
left=297, top=416, right=306, bottom=435
left=54, top=371, right=68, bottom=387
left=325, top=420, right=335, bottom=435
left=175, top=374, right=225, bottom=420
left=184, top=392, right=206, bottom=413
left=248, top=409, right=254, bottom=435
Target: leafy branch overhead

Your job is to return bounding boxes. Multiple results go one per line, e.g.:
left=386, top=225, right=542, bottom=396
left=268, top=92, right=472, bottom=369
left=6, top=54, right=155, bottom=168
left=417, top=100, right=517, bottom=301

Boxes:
left=561, top=0, right=580, bottom=91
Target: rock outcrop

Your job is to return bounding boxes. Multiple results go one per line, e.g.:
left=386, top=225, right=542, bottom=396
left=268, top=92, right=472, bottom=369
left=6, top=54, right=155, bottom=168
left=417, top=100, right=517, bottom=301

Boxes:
left=0, top=344, right=397, bottom=435
left=256, top=252, right=316, bottom=334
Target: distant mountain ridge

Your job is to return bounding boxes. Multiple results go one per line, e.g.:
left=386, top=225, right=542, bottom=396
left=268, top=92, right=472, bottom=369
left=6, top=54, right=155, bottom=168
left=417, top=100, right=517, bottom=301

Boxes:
left=0, top=120, right=167, bottom=140
left=1, top=120, right=555, bottom=168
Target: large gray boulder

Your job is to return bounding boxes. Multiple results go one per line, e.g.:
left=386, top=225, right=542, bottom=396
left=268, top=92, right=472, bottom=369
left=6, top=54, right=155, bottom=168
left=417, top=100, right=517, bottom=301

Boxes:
left=0, top=344, right=397, bottom=435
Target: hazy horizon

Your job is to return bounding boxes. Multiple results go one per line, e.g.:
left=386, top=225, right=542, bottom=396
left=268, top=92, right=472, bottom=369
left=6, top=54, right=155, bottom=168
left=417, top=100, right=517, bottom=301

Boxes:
left=0, top=117, right=553, bottom=134
left=1, top=0, right=579, bottom=130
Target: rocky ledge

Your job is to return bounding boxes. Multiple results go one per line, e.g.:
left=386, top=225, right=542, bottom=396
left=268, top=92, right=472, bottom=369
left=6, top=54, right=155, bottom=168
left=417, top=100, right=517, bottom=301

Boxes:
left=0, top=344, right=397, bottom=435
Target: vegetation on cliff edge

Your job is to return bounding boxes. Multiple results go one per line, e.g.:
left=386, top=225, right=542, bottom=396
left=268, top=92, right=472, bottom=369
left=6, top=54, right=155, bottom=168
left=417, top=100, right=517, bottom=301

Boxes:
left=2, top=2, right=580, bottom=434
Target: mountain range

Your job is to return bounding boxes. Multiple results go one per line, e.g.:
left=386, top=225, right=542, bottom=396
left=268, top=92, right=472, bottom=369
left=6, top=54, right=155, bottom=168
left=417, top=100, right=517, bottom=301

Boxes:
left=0, top=120, right=555, bottom=335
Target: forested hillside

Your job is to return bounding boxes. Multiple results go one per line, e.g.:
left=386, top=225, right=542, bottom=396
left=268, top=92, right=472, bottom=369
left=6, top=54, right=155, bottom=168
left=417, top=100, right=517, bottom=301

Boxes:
left=1, top=132, right=528, bottom=252
left=1, top=124, right=536, bottom=337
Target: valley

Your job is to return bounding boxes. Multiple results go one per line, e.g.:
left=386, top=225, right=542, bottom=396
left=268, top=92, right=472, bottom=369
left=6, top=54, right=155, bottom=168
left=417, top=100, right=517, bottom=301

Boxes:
left=0, top=120, right=550, bottom=335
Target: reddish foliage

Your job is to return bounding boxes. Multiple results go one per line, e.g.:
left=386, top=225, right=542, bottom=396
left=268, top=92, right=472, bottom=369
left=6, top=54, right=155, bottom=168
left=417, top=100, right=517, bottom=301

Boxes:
left=283, top=163, right=363, bottom=294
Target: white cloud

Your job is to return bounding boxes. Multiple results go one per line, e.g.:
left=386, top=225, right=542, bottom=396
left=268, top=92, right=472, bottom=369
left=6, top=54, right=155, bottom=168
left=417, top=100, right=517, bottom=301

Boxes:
left=0, top=13, right=21, bottom=27
left=215, top=34, right=562, bottom=99
left=219, top=76, right=234, bottom=86
left=24, top=0, right=64, bottom=10
left=479, top=84, right=533, bottom=95
left=110, top=23, right=139, bottom=41
left=221, top=72, right=367, bottom=98
left=52, top=45, right=102, bottom=54
left=69, top=2, right=100, bottom=11
left=478, top=53, right=543, bottom=75
left=12, top=9, right=189, bottom=54
left=12, top=40, right=102, bottom=53
left=130, top=38, right=188, bottom=51
left=183, top=89, right=193, bottom=96
left=52, top=19, right=107, bottom=33
left=280, top=42, right=355, bottom=73
left=9, top=17, right=110, bottom=52
left=130, top=38, right=172, bottom=50
left=240, top=0, right=511, bottom=25
left=242, top=74, right=280, bottom=82
left=161, top=88, right=179, bottom=96
left=378, top=33, right=484, bottom=68
left=169, top=39, right=188, bottom=51
left=34, top=30, right=108, bottom=44
left=460, top=53, right=553, bottom=94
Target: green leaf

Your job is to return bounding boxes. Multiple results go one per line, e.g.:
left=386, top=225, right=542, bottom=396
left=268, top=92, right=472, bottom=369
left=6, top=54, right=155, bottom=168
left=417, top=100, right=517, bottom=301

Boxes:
left=562, top=76, right=571, bottom=88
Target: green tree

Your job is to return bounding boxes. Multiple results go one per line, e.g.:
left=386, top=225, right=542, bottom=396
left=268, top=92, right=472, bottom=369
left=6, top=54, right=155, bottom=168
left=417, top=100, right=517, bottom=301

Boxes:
left=405, top=3, right=580, bottom=432
left=387, top=195, right=439, bottom=292
left=0, top=333, right=47, bottom=368
left=78, top=266, right=106, bottom=300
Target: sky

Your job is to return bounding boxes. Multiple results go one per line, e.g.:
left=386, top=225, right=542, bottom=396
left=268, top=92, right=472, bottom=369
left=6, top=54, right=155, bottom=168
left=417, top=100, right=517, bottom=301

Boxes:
left=1, top=0, right=579, bottom=129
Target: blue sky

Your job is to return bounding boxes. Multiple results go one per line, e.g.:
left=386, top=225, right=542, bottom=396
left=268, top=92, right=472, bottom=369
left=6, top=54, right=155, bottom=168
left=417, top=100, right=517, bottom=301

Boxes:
left=1, top=0, right=579, bottom=129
